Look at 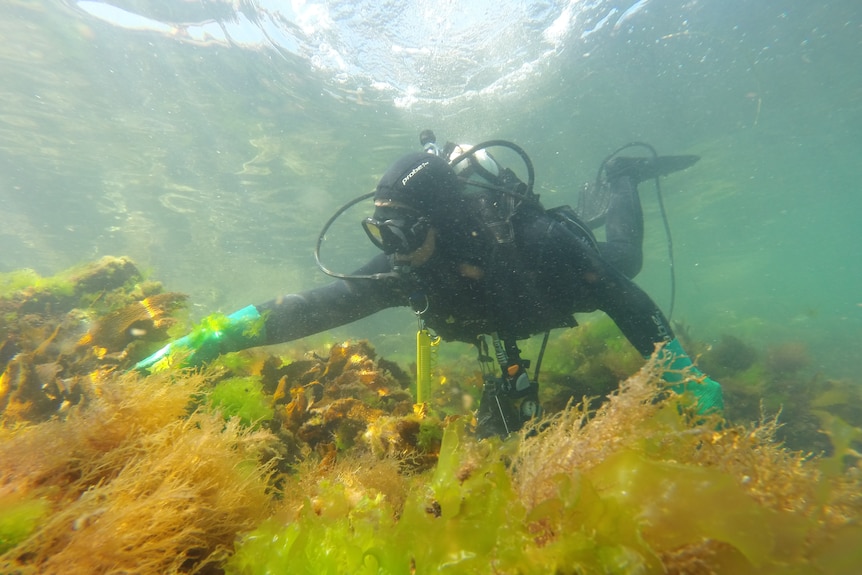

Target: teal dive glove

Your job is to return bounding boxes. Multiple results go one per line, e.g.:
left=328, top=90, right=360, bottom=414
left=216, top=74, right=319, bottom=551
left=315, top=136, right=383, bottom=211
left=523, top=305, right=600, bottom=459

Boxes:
left=134, top=304, right=266, bottom=372
left=656, top=338, right=724, bottom=414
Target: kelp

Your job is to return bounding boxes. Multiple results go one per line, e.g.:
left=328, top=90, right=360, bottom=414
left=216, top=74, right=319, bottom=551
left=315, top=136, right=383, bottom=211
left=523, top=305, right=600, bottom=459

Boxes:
left=0, top=256, right=186, bottom=424
left=2, top=258, right=862, bottom=574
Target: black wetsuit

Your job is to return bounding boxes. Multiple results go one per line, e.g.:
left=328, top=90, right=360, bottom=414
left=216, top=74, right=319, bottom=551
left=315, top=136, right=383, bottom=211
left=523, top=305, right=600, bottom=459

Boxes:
left=258, top=175, right=674, bottom=358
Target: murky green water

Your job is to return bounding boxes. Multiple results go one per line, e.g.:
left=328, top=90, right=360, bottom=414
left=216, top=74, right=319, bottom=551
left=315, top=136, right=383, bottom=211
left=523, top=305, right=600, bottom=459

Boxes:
left=1, top=0, right=860, bottom=377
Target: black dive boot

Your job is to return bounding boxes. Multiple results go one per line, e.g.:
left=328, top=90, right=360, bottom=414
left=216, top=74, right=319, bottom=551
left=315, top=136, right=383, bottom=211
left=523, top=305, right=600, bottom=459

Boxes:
left=605, top=155, right=700, bottom=184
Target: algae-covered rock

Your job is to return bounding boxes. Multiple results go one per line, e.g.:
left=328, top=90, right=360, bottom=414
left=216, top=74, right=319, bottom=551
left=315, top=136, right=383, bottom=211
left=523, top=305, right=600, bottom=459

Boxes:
left=3, top=258, right=862, bottom=575
left=0, top=257, right=186, bottom=424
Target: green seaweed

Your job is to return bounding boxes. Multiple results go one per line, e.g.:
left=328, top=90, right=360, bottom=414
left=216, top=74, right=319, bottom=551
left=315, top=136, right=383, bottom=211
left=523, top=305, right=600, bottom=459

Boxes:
left=209, top=376, right=274, bottom=428
left=0, top=495, right=50, bottom=555
left=226, top=419, right=530, bottom=575
left=225, top=419, right=675, bottom=574
left=0, top=268, right=75, bottom=299
left=226, top=383, right=862, bottom=575
left=416, top=417, right=444, bottom=452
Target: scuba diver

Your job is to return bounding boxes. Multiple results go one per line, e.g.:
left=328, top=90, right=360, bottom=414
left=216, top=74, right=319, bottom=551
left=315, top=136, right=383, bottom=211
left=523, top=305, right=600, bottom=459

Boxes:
left=136, top=131, right=724, bottom=438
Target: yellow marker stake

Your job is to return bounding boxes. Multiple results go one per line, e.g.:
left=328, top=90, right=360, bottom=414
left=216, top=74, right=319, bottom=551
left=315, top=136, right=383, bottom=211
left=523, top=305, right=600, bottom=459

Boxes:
left=416, top=328, right=439, bottom=405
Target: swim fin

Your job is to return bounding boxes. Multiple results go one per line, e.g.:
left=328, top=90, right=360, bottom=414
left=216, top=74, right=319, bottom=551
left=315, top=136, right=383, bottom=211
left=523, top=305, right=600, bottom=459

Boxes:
left=605, top=154, right=700, bottom=184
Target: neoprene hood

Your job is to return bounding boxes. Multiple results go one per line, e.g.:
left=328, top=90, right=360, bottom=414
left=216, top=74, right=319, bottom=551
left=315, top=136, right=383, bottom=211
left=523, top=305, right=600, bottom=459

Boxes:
left=372, top=152, right=462, bottom=223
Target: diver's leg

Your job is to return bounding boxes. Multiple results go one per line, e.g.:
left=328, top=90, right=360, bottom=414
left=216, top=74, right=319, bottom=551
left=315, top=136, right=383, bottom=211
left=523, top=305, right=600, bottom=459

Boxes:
left=599, top=174, right=644, bottom=278
left=596, top=154, right=700, bottom=278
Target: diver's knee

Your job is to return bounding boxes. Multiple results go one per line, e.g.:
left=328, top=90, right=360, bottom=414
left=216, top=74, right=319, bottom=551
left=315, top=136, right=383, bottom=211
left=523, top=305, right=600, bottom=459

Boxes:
left=627, top=254, right=643, bottom=278
left=615, top=252, right=642, bottom=278
left=600, top=245, right=642, bottom=278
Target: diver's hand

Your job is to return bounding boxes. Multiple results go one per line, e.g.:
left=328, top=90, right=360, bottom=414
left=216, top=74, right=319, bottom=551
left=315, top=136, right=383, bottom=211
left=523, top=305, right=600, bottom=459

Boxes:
left=134, top=305, right=266, bottom=372
left=657, top=338, right=724, bottom=414
left=134, top=335, right=190, bottom=372
left=668, top=374, right=724, bottom=415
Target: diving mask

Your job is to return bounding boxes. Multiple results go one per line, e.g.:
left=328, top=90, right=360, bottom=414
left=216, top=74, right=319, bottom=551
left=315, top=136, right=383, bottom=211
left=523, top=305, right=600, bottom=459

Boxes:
left=362, top=214, right=430, bottom=255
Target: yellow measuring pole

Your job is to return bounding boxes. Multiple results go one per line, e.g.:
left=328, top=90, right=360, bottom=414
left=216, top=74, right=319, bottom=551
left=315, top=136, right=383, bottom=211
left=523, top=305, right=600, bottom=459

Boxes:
left=416, top=328, right=439, bottom=405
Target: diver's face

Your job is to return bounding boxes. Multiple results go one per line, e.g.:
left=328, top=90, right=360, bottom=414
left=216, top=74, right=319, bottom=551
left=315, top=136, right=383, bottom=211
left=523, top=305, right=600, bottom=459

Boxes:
left=363, top=201, right=436, bottom=266
left=394, top=226, right=436, bottom=267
